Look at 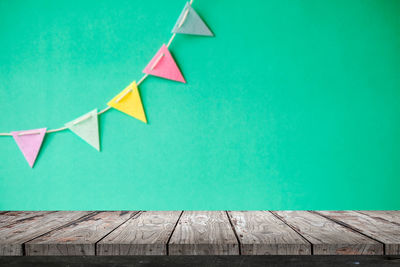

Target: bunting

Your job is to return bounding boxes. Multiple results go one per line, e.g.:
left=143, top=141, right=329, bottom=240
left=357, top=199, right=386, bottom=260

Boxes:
left=11, top=128, right=47, bottom=168
left=1, top=1, right=213, bottom=167
left=65, top=109, right=100, bottom=151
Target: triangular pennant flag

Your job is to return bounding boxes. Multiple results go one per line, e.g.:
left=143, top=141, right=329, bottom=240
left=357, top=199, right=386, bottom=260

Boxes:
left=172, top=2, right=213, bottom=36
left=11, top=128, right=47, bottom=168
left=107, top=81, right=147, bottom=123
left=65, top=109, right=100, bottom=151
left=143, top=44, right=186, bottom=83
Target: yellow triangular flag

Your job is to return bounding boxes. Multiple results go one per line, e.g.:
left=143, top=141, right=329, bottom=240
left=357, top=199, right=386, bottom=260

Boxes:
left=107, top=81, right=147, bottom=123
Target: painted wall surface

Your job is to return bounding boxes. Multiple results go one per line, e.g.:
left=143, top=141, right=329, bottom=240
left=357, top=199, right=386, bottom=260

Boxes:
left=0, top=0, right=399, bottom=210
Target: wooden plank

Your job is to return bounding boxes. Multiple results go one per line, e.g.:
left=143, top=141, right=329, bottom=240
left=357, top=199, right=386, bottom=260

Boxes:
left=97, top=211, right=181, bottom=255
left=25, top=211, right=137, bottom=256
left=0, top=211, right=54, bottom=228
left=227, top=211, right=311, bottom=255
left=356, top=211, right=400, bottom=225
left=272, top=211, right=382, bottom=255
left=168, top=211, right=239, bottom=255
left=0, top=211, right=92, bottom=256
left=317, top=211, right=400, bottom=255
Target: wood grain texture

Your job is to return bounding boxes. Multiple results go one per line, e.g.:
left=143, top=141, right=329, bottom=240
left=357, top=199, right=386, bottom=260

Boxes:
left=356, top=211, right=400, bottom=225
left=0, top=211, right=54, bottom=228
left=25, top=211, right=137, bottom=256
left=228, top=211, right=310, bottom=255
left=168, top=211, right=239, bottom=255
left=1, top=211, right=398, bottom=256
left=97, top=211, right=181, bottom=255
left=0, top=211, right=92, bottom=256
left=317, top=211, right=400, bottom=255
left=272, top=211, right=382, bottom=255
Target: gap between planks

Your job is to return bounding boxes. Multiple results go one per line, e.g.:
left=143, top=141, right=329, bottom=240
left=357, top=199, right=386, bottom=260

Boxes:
left=97, top=211, right=183, bottom=256
left=94, top=211, right=142, bottom=255
left=168, top=211, right=240, bottom=255
left=228, top=211, right=311, bottom=255
left=269, top=211, right=314, bottom=254
left=22, top=212, right=99, bottom=256
left=166, top=211, right=184, bottom=255
left=25, top=211, right=138, bottom=256
left=312, top=211, right=387, bottom=253
left=225, top=211, right=242, bottom=255
left=272, top=211, right=383, bottom=255
left=314, top=211, right=400, bottom=255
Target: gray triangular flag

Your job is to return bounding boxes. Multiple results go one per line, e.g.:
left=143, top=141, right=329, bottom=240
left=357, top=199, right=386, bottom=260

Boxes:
left=65, top=109, right=100, bottom=151
left=172, top=2, right=213, bottom=36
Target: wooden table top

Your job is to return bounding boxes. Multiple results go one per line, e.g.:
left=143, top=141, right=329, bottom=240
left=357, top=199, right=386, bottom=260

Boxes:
left=0, top=211, right=399, bottom=256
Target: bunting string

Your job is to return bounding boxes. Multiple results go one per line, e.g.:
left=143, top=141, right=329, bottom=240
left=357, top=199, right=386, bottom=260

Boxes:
left=0, top=0, right=214, bottom=167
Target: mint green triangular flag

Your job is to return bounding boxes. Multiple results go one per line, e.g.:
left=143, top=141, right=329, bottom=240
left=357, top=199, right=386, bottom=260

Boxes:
left=172, top=2, right=213, bottom=36
left=65, top=109, right=100, bottom=151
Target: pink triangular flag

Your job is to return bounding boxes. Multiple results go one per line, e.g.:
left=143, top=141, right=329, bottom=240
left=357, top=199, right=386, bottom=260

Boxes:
left=11, top=128, right=47, bottom=168
left=143, top=44, right=185, bottom=83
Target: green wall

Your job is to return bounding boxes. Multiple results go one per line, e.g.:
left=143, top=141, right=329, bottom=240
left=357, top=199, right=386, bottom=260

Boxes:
left=0, top=0, right=399, bottom=210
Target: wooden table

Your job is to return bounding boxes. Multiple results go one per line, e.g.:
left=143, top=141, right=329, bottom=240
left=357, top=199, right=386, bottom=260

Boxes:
left=0, top=211, right=399, bottom=256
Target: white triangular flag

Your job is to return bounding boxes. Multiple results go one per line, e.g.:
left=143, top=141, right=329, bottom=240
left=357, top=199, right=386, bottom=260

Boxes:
left=65, top=109, right=100, bottom=151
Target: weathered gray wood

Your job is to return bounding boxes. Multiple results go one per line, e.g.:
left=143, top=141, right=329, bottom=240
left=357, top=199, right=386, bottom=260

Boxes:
left=0, top=211, right=54, bottom=228
left=272, top=211, right=382, bottom=255
left=317, top=211, right=400, bottom=255
left=97, top=211, right=181, bottom=255
left=1, top=211, right=398, bottom=257
left=0, top=211, right=92, bottom=256
left=25, top=211, right=137, bottom=256
left=168, top=211, right=239, bottom=255
left=356, top=211, right=400, bottom=225
left=227, top=211, right=310, bottom=255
